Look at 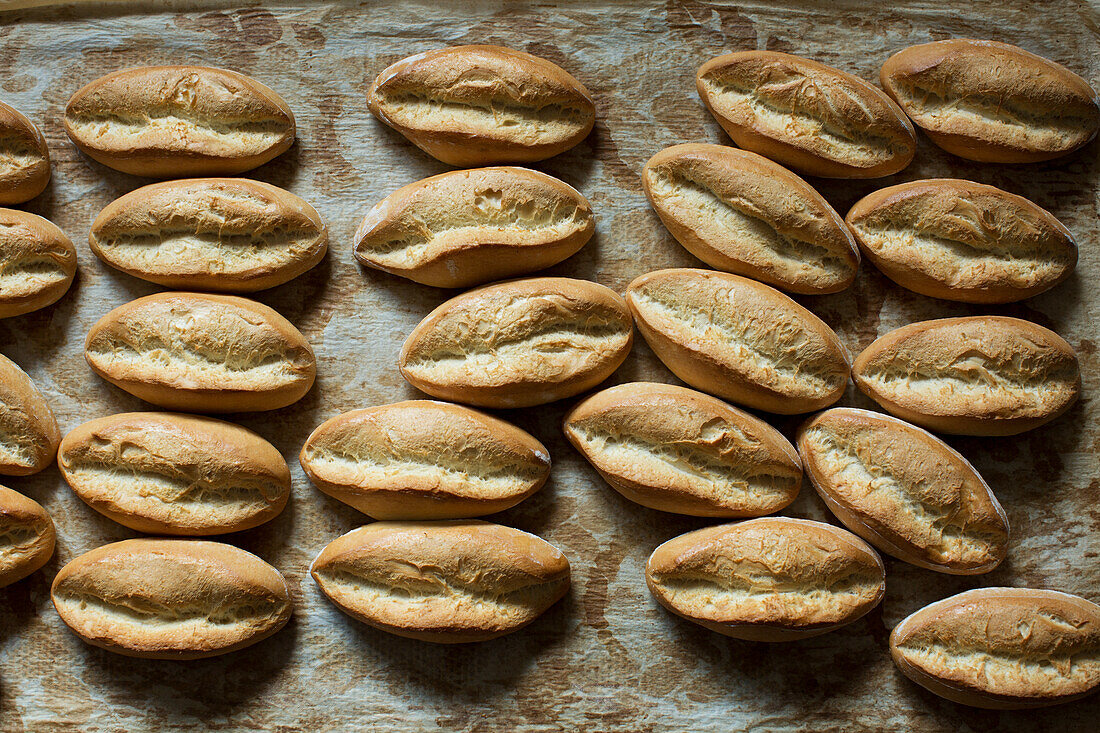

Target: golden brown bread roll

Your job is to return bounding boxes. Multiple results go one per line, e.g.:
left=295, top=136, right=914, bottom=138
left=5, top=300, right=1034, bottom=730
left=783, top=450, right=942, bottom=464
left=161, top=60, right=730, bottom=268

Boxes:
left=642, top=144, right=859, bottom=294
left=368, top=45, right=595, bottom=166
left=59, top=412, right=290, bottom=535
left=89, top=178, right=328, bottom=292
left=84, top=292, right=316, bottom=413
left=880, top=39, right=1100, bottom=163
left=0, top=484, right=55, bottom=587
left=0, top=353, right=60, bottom=476
left=846, top=179, right=1076, bottom=303
left=891, top=588, right=1100, bottom=708
left=400, top=277, right=633, bottom=408
left=797, top=407, right=1008, bottom=574
left=300, top=401, right=550, bottom=519
left=64, top=65, right=295, bottom=177
left=696, top=51, right=916, bottom=178
left=646, top=517, right=885, bottom=641
left=51, top=538, right=293, bottom=659
left=625, top=268, right=850, bottom=414
left=0, top=208, right=77, bottom=319
left=354, top=167, right=594, bottom=288
left=311, top=520, right=570, bottom=642
left=0, top=100, right=49, bottom=204
left=563, top=382, right=802, bottom=517
left=852, top=316, right=1079, bottom=436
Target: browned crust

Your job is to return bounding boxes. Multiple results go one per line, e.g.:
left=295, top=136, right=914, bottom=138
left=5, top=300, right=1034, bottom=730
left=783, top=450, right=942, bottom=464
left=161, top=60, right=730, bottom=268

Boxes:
left=0, top=208, right=77, bottom=319
left=0, top=484, right=55, bottom=587
left=0, top=100, right=50, bottom=204
left=0, top=353, right=60, bottom=476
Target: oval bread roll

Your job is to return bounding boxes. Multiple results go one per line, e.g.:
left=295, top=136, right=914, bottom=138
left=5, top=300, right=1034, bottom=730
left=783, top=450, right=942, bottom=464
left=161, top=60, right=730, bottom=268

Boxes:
left=89, top=178, right=328, bottom=292
left=0, top=353, right=60, bottom=476
left=354, top=167, right=594, bottom=288
left=0, top=484, right=55, bottom=587
left=58, top=412, right=290, bottom=535
left=64, top=65, right=295, bottom=177
left=300, top=401, right=551, bottom=519
left=643, top=144, right=859, bottom=294
left=853, top=316, right=1079, bottom=436
left=646, top=517, right=885, bottom=641
left=563, top=382, right=802, bottom=517
left=400, top=277, right=633, bottom=408
left=0, top=208, right=77, bottom=319
left=84, top=292, right=316, bottom=413
left=797, top=408, right=1009, bottom=574
left=880, top=40, right=1100, bottom=163
left=367, top=45, right=595, bottom=166
left=846, top=179, right=1076, bottom=303
left=625, top=269, right=850, bottom=414
left=51, top=539, right=292, bottom=659
left=696, top=51, right=916, bottom=178
left=890, top=588, right=1100, bottom=708
left=0, top=100, right=50, bottom=204
left=311, top=520, right=570, bottom=642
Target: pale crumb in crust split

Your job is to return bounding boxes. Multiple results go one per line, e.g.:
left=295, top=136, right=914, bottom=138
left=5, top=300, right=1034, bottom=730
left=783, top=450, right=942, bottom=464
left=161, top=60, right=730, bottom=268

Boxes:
left=66, top=111, right=288, bottom=156
left=891, top=588, right=1100, bottom=706
left=797, top=409, right=1008, bottom=572
left=0, top=133, right=47, bottom=177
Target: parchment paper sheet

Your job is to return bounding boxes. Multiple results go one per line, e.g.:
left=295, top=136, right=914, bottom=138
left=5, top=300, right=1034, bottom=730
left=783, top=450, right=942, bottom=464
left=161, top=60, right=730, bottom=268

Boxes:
left=0, top=1, right=1098, bottom=730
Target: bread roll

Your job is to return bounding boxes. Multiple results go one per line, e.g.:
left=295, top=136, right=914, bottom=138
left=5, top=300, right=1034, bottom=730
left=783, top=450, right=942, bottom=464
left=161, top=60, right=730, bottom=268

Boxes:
left=311, top=520, right=570, bottom=642
left=696, top=51, right=916, bottom=178
left=367, top=45, right=595, bottom=166
left=853, top=316, right=1079, bottom=435
left=563, top=382, right=802, bottom=516
left=89, top=178, right=327, bottom=292
left=300, top=401, right=550, bottom=519
left=797, top=407, right=1008, bottom=574
left=625, top=268, right=850, bottom=414
left=846, top=179, right=1076, bottom=303
left=643, top=144, right=859, bottom=294
left=0, top=484, right=55, bottom=587
left=881, top=40, right=1100, bottom=163
left=0, top=353, right=60, bottom=476
left=891, top=588, right=1100, bottom=708
left=59, top=412, right=290, bottom=535
left=0, top=208, right=77, bottom=319
left=0, top=100, right=49, bottom=204
left=84, top=292, right=316, bottom=413
left=646, top=517, right=885, bottom=641
left=51, top=539, right=292, bottom=659
left=400, top=277, right=633, bottom=408
left=354, top=166, right=594, bottom=288
left=64, top=65, right=295, bottom=177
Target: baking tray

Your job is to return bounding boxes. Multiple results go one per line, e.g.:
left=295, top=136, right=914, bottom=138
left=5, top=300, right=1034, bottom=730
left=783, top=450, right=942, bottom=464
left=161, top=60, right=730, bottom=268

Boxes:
left=0, top=1, right=1097, bottom=730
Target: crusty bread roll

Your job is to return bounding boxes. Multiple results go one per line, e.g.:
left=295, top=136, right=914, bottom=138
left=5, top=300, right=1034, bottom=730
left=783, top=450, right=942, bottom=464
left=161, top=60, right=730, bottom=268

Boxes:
left=0, top=100, right=49, bottom=204
left=84, top=292, right=316, bottom=413
left=0, top=208, right=77, bottom=319
left=51, top=538, right=293, bottom=659
left=89, top=178, right=328, bottom=292
left=625, top=268, right=850, bottom=414
left=300, top=401, right=550, bottom=519
left=64, top=65, right=295, bottom=177
left=846, top=179, right=1076, bottom=303
left=797, top=407, right=1008, bottom=574
left=354, top=166, right=594, bottom=288
left=696, top=51, right=916, bottom=178
left=0, top=484, right=55, bottom=587
left=0, top=353, right=60, bottom=476
left=881, top=39, right=1100, bottom=163
left=368, top=45, right=595, bottom=166
left=891, top=588, right=1100, bottom=708
left=646, top=517, right=885, bottom=641
left=563, top=382, right=802, bottom=517
left=59, top=412, right=290, bottom=535
left=400, top=277, right=633, bottom=408
left=311, top=520, right=570, bottom=642
left=852, top=316, right=1079, bottom=436
left=642, top=144, right=859, bottom=294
